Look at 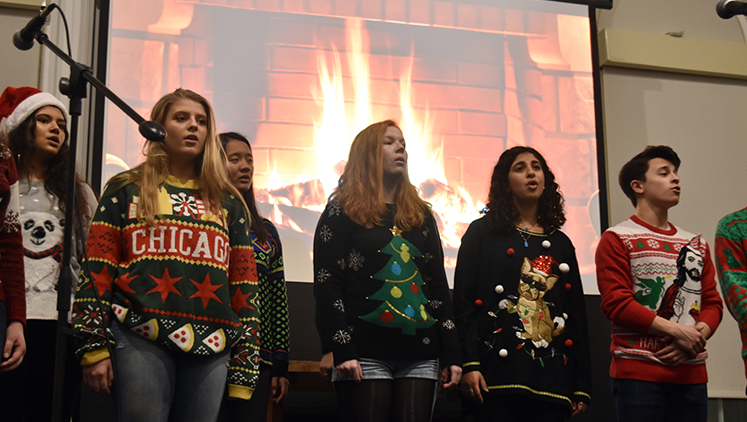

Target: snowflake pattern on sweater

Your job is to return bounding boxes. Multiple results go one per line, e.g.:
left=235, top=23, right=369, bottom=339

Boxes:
left=72, top=176, right=260, bottom=399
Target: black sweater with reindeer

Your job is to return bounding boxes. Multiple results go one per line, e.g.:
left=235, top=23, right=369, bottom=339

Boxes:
left=453, top=217, right=592, bottom=410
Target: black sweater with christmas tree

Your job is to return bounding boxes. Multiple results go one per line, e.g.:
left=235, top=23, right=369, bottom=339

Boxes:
left=314, top=200, right=461, bottom=368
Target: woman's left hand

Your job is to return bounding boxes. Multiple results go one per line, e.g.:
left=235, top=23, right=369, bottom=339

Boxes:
left=571, top=401, right=588, bottom=416
left=271, top=376, right=289, bottom=403
left=440, top=365, right=462, bottom=390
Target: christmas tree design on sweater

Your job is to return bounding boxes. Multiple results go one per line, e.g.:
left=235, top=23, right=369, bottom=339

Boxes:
left=361, top=226, right=435, bottom=335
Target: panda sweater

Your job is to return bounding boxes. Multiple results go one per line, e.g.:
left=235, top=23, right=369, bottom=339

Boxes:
left=19, top=179, right=96, bottom=320
left=72, top=176, right=261, bottom=399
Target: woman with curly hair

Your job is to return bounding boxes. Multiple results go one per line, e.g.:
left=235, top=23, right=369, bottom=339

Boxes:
left=314, top=120, right=461, bottom=422
left=71, top=89, right=261, bottom=422
left=453, top=146, right=592, bottom=421
left=0, top=86, right=97, bottom=422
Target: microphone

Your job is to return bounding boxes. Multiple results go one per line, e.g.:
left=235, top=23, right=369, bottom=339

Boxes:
left=12, top=4, right=57, bottom=51
left=717, top=0, right=747, bottom=19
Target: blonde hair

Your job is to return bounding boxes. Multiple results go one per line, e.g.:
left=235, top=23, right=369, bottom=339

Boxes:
left=332, top=120, right=428, bottom=231
left=109, top=88, right=248, bottom=226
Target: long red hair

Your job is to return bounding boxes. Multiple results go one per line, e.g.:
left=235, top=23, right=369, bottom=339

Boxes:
left=332, top=120, right=429, bottom=231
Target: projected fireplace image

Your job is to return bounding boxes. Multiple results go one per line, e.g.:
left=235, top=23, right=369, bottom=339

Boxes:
left=103, top=0, right=600, bottom=289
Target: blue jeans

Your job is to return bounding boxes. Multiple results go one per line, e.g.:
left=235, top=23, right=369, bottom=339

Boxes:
left=611, top=378, right=708, bottom=422
left=112, top=320, right=229, bottom=422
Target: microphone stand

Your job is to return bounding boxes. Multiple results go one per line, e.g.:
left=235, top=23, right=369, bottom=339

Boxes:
left=27, top=26, right=165, bottom=422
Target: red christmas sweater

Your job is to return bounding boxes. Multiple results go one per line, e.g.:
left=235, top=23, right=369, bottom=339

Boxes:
left=595, top=215, right=723, bottom=384
left=0, top=151, right=25, bottom=325
left=72, top=176, right=260, bottom=399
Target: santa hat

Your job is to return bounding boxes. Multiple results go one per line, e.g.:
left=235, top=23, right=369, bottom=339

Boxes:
left=0, top=86, right=68, bottom=135
left=687, top=235, right=703, bottom=255
left=530, top=255, right=558, bottom=276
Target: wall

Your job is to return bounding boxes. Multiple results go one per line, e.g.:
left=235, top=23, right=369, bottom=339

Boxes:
left=0, top=5, right=41, bottom=88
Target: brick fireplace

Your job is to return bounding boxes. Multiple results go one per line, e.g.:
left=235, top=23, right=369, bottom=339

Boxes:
left=104, top=0, right=600, bottom=281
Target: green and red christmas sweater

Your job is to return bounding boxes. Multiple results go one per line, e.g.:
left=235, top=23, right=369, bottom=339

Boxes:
left=314, top=200, right=461, bottom=368
left=72, top=175, right=261, bottom=399
left=253, top=219, right=290, bottom=379
left=715, top=207, right=747, bottom=382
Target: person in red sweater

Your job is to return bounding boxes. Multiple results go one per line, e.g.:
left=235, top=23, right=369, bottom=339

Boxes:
left=0, top=135, right=25, bottom=372
left=595, top=145, right=723, bottom=422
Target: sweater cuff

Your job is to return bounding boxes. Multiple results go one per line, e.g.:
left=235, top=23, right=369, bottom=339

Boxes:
left=271, top=358, right=289, bottom=379
left=462, top=361, right=481, bottom=374
left=81, top=348, right=111, bottom=366
left=573, top=391, right=591, bottom=404
left=699, top=310, right=723, bottom=335
left=228, top=384, right=254, bottom=400
left=332, top=344, right=359, bottom=366
left=440, top=348, right=462, bottom=368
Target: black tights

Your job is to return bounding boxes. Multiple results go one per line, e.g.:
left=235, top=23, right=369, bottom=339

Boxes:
left=335, top=378, right=437, bottom=422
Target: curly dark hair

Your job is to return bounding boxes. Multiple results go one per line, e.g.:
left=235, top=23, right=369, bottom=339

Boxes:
left=484, top=146, right=565, bottom=235
left=8, top=110, right=93, bottom=229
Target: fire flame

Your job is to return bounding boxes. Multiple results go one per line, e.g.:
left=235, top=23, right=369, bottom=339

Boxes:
left=262, top=17, right=482, bottom=264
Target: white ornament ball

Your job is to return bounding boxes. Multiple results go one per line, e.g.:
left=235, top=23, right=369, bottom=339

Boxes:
left=542, top=240, right=551, bottom=249
left=495, top=285, right=504, bottom=294
left=563, top=313, right=568, bottom=320
left=499, top=349, right=508, bottom=358
left=559, top=263, right=570, bottom=273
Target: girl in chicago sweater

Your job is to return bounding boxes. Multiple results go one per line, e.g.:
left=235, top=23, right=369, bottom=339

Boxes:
left=219, top=132, right=290, bottom=422
left=314, top=119, right=461, bottom=422
left=72, top=89, right=260, bottom=422
left=0, top=86, right=96, bottom=422
left=453, top=146, right=592, bottom=422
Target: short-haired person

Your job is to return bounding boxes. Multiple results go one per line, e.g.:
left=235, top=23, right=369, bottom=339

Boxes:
left=219, top=132, right=290, bottom=422
left=453, top=146, right=592, bottom=422
left=595, top=145, right=723, bottom=422
left=314, top=120, right=461, bottom=422
left=714, top=205, right=747, bottom=394
left=71, top=89, right=261, bottom=422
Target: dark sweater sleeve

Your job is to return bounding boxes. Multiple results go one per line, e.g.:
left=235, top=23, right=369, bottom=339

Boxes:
left=421, top=213, right=461, bottom=367
left=314, top=202, right=359, bottom=366
left=265, top=221, right=290, bottom=379
left=452, top=221, right=482, bottom=373
left=564, top=243, right=592, bottom=404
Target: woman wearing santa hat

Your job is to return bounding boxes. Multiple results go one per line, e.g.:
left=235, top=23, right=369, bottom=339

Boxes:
left=0, top=86, right=97, bottom=422
left=453, top=146, right=592, bottom=422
